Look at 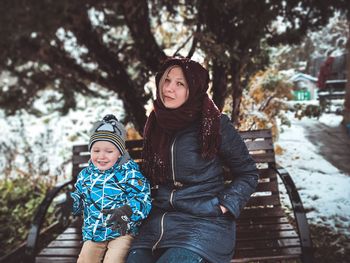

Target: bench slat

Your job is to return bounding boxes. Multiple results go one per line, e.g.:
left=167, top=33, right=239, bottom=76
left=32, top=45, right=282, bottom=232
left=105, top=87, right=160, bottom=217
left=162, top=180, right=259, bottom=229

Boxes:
left=128, top=150, right=143, bottom=160
left=236, top=216, right=290, bottom=225
left=55, top=233, right=81, bottom=241
left=72, top=155, right=89, bottom=165
left=258, top=168, right=278, bottom=179
left=47, top=240, right=82, bottom=248
left=73, top=145, right=88, bottom=153
left=237, top=229, right=299, bottom=240
left=255, top=182, right=278, bottom=192
left=38, top=247, right=81, bottom=256
left=125, top=139, right=143, bottom=148
left=245, top=139, right=273, bottom=151
left=236, top=237, right=300, bottom=249
left=36, top=257, right=78, bottom=263
left=250, top=152, right=275, bottom=163
left=239, top=129, right=272, bottom=139
left=232, top=247, right=301, bottom=262
left=60, top=227, right=81, bottom=234
left=237, top=222, right=295, bottom=232
left=246, top=194, right=280, bottom=207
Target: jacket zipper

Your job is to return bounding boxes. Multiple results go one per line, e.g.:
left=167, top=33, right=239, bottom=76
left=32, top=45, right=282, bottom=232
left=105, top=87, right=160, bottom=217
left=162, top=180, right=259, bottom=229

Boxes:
left=169, top=189, right=176, bottom=207
left=153, top=138, right=176, bottom=252
left=171, top=138, right=176, bottom=184
left=170, top=138, right=177, bottom=207
left=152, top=212, right=167, bottom=252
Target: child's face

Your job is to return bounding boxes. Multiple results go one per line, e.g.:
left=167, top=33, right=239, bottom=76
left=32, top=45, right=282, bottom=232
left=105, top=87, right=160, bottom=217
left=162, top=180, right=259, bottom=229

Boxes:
left=90, top=141, right=121, bottom=171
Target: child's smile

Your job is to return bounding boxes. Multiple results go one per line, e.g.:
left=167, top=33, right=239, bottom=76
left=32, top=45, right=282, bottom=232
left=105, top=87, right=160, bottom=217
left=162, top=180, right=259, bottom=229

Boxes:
left=90, top=141, right=121, bottom=171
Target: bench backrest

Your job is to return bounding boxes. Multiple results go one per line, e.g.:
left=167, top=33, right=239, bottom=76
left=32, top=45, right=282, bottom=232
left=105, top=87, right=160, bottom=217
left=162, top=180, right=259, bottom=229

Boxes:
left=72, top=129, right=279, bottom=215
left=72, top=140, right=144, bottom=177
left=238, top=129, right=281, bottom=220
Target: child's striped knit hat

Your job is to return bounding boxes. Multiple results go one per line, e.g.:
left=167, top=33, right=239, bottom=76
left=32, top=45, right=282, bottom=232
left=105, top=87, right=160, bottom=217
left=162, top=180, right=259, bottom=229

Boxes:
left=88, top=114, right=126, bottom=155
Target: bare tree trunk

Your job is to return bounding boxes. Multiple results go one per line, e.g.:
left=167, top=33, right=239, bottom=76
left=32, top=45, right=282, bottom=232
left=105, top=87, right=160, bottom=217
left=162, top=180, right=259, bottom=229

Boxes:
left=70, top=10, right=148, bottom=133
left=121, top=0, right=166, bottom=72
left=211, top=60, right=228, bottom=111
left=231, top=81, right=242, bottom=124
left=230, top=63, right=243, bottom=125
left=342, top=20, right=350, bottom=125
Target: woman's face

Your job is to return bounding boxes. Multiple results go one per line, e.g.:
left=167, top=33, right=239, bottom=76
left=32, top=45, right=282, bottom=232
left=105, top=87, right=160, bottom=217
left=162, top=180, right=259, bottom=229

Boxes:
left=160, top=66, right=189, bottom=109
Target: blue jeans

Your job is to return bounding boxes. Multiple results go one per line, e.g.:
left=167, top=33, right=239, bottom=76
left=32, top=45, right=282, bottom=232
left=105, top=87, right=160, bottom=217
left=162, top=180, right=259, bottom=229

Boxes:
left=126, top=248, right=208, bottom=263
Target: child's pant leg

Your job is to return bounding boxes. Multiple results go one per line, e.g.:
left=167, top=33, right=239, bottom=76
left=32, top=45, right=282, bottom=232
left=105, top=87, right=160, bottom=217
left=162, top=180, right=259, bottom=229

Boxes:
left=103, top=235, right=134, bottom=263
left=77, top=240, right=107, bottom=263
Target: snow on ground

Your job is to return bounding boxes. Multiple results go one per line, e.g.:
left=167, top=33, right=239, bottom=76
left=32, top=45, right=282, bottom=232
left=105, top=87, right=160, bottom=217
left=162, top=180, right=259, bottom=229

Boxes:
left=275, top=113, right=350, bottom=237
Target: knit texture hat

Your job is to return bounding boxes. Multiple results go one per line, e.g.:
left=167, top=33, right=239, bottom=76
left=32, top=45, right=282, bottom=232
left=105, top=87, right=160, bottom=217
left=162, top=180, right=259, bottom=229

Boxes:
left=89, top=114, right=127, bottom=155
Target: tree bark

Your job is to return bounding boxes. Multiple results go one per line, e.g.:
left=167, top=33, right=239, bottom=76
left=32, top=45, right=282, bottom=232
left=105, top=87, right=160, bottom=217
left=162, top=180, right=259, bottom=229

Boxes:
left=230, top=62, right=243, bottom=125
left=121, top=0, right=167, bottom=72
left=70, top=10, right=148, bottom=132
left=211, top=60, right=228, bottom=111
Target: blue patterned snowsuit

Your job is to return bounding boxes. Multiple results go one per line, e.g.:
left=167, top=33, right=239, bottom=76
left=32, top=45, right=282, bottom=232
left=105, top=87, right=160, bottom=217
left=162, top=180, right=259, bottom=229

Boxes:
left=71, top=159, right=152, bottom=242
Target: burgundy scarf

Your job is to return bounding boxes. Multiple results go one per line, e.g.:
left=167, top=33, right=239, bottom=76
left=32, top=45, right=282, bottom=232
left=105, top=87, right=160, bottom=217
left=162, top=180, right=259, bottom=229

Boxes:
left=142, top=57, right=221, bottom=185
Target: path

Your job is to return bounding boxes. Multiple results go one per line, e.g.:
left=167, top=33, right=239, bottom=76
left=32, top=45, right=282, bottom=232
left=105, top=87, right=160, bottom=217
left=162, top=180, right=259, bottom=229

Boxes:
left=302, top=119, right=350, bottom=176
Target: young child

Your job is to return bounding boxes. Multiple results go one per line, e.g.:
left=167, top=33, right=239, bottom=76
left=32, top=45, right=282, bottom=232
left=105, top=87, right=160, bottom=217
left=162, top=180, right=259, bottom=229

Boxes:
left=71, top=114, right=152, bottom=263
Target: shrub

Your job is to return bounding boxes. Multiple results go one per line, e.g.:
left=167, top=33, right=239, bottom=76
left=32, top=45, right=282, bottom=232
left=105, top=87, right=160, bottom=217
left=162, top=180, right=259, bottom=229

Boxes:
left=223, top=69, right=293, bottom=139
left=0, top=178, right=51, bottom=257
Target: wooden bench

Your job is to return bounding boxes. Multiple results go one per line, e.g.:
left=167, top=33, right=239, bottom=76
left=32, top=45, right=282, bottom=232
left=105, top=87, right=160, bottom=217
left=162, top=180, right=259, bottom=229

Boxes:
left=20, top=129, right=313, bottom=263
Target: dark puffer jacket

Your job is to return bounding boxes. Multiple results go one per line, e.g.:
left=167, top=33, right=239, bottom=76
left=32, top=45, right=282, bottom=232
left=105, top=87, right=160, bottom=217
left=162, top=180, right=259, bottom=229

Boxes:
left=131, top=114, right=259, bottom=263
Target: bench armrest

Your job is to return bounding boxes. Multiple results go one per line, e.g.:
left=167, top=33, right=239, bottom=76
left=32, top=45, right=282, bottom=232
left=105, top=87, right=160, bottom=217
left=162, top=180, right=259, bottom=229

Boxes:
left=274, top=164, right=314, bottom=263
left=25, top=179, right=75, bottom=262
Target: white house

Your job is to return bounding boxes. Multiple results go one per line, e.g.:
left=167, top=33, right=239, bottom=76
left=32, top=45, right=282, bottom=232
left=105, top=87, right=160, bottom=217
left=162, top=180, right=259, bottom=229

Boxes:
left=289, top=73, right=318, bottom=100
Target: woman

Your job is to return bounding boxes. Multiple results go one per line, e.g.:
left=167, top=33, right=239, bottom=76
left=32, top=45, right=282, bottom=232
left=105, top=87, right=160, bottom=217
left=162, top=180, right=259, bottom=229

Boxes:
left=126, top=57, right=259, bottom=263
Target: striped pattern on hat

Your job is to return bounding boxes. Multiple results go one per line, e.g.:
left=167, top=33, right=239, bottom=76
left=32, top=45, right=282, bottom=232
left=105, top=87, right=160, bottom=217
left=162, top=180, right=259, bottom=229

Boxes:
left=89, top=131, right=126, bottom=155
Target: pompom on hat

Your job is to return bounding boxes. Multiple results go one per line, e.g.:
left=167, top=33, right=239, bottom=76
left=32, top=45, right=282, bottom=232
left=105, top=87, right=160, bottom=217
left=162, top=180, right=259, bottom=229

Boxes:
left=88, top=114, right=127, bottom=155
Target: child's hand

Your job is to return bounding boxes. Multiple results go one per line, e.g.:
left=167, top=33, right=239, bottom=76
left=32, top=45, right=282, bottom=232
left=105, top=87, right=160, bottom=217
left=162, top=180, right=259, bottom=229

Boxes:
left=102, top=205, right=132, bottom=235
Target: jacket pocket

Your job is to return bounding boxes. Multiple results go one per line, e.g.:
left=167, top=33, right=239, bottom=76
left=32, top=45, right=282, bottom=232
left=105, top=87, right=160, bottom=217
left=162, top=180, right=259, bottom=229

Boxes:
left=174, top=196, right=222, bottom=217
